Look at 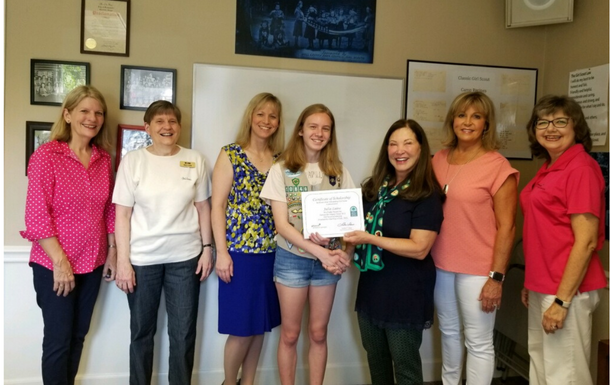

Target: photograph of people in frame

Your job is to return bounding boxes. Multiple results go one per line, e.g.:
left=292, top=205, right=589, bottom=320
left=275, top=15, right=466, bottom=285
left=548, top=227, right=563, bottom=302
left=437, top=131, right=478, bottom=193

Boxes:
left=30, top=60, right=89, bottom=106
left=235, top=0, right=376, bottom=64
left=120, top=66, right=176, bottom=111
left=25, top=121, right=53, bottom=175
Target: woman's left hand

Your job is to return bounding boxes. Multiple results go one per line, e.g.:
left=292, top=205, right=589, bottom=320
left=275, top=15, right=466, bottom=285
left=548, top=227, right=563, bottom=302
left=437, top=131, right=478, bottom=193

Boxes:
left=343, top=230, right=371, bottom=245
left=103, top=246, right=117, bottom=282
left=542, top=302, right=567, bottom=334
left=196, top=249, right=213, bottom=282
left=478, top=279, right=503, bottom=313
left=309, top=232, right=330, bottom=246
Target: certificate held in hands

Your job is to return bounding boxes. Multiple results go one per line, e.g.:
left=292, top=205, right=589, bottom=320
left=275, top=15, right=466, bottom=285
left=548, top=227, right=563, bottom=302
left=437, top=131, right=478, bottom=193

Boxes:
left=301, top=188, right=365, bottom=239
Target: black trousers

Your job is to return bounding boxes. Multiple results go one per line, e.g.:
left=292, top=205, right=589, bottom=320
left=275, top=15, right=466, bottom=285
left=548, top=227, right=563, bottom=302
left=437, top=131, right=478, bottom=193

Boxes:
left=32, top=263, right=103, bottom=385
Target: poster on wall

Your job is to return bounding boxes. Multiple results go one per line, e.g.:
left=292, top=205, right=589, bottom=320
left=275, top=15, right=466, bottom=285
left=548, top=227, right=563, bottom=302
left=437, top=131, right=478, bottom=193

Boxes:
left=405, top=60, right=538, bottom=159
left=568, top=64, right=609, bottom=146
left=235, top=0, right=376, bottom=64
left=590, top=152, right=609, bottom=240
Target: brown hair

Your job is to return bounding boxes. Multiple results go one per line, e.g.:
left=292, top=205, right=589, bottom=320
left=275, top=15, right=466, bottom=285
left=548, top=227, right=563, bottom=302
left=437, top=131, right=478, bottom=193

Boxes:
left=235, top=92, right=285, bottom=154
left=526, top=95, right=592, bottom=161
left=281, top=103, right=343, bottom=177
left=442, top=91, right=499, bottom=151
left=50, top=85, right=111, bottom=151
left=144, top=100, right=182, bottom=124
left=362, top=119, right=444, bottom=202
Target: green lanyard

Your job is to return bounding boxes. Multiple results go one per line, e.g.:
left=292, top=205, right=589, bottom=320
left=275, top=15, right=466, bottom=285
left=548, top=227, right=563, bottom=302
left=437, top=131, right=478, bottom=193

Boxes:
left=353, top=177, right=410, bottom=272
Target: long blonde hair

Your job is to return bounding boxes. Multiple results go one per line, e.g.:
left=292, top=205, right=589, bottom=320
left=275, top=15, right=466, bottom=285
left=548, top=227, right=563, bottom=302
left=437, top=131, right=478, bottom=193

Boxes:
left=50, top=85, right=111, bottom=151
left=281, top=103, right=343, bottom=177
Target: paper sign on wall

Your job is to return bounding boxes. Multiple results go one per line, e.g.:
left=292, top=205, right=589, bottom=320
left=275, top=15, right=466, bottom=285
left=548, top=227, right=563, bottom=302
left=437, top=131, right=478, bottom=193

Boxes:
left=568, top=64, right=609, bottom=146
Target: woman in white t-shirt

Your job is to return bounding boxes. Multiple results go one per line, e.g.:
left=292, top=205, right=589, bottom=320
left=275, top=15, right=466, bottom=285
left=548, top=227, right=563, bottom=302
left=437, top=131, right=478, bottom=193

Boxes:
left=113, top=100, right=213, bottom=384
left=260, top=103, right=354, bottom=385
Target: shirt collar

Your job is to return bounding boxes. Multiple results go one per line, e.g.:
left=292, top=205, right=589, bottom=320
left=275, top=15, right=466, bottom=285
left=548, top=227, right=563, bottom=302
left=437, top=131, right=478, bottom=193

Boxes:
left=541, top=144, right=584, bottom=173
left=53, top=140, right=106, bottom=164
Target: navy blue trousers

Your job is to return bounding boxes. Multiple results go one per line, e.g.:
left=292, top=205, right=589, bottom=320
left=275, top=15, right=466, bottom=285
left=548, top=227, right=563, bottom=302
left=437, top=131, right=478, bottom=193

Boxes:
left=32, top=263, right=103, bottom=385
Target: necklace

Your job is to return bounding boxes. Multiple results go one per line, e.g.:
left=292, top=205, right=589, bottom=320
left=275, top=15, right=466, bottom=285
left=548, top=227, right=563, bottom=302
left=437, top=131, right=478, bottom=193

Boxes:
left=443, top=149, right=482, bottom=193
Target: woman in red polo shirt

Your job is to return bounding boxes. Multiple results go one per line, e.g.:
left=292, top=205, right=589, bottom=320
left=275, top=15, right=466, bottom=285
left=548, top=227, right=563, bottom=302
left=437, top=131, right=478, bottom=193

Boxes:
left=520, top=95, right=606, bottom=385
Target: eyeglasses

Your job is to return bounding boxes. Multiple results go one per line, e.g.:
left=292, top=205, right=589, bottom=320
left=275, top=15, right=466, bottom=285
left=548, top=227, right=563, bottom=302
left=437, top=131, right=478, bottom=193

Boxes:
left=535, top=117, right=570, bottom=130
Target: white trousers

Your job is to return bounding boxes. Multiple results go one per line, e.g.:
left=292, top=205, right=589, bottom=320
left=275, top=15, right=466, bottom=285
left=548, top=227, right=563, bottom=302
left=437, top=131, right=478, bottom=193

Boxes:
left=528, top=290, right=600, bottom=385
left=434, top=269, right=496, bottom=385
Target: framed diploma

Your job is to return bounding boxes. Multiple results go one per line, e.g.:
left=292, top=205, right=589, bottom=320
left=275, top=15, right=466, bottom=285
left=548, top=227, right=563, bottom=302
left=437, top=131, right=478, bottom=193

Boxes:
left=81, top=0, right=130, bottom=56
left=301, top=188, right=365, bottom=239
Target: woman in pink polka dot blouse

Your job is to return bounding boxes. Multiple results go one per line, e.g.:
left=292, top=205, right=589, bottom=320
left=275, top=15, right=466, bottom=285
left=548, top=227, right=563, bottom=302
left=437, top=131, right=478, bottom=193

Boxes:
left=20, top=85, right=117, bottom=384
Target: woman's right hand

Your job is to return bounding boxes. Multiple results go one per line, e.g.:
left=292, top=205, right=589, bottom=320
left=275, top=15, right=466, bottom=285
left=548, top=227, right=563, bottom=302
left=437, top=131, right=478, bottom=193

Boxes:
left=316, top=248, right=347, bottom=275
left=115, top=259, right=136, bottom=294
left=53, top=257, right=75, bottom=297
left=215, top=251, right=234, bottom=283
left=521, top=287, right=529, bottom=308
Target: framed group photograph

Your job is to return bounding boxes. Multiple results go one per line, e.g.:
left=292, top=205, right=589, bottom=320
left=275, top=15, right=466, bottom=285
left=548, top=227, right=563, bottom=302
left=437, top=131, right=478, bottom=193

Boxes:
left=25, top=121, right=53, bottom=175
left=235, top=0, right=376, bottom=64
left=81, top=0, right=130, bottom=56
left=31, top=59, right=90, bottom=106
left=120, top=65, right=177, bottom=111
left=116, top=124, right=152, bottom=170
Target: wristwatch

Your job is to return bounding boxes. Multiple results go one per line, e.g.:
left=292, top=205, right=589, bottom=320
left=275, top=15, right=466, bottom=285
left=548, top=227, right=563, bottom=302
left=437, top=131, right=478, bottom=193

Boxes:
left=554, top=297, right=571, bottom=309
left=488, top=271, right=505, bottom=282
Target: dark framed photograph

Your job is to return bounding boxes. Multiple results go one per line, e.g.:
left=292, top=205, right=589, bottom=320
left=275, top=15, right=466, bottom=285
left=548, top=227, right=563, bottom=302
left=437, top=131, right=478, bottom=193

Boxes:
left=25, top=121, right=53, bottom=175
left=81, top=0, right=130, bottom=56
left=120, top=65, right=177, bottom=111
left=235, top=0, right=376, bottom=64
left=116, top=124, right=152, bottom=170
left=31, top=59, right=90, bottom=106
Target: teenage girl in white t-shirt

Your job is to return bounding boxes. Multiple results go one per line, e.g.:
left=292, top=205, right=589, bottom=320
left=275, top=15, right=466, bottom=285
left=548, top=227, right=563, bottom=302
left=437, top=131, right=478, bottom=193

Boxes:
left=260, top=103, right=354, bottom=385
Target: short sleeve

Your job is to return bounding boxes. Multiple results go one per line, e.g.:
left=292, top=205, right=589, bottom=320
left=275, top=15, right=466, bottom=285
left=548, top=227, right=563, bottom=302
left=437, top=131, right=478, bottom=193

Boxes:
left=341, top=166, right=357, bottom=189
left=565, top=163, right=604, bottom=217
left=194, top=155, right=212, bottom=202
left=260, top=162, right=287, bottom=203
left=412, top=191, right=444, bottom=233
left=490, top=154, right=519, bottom=196
left=112, top=151, right=137, bottom=207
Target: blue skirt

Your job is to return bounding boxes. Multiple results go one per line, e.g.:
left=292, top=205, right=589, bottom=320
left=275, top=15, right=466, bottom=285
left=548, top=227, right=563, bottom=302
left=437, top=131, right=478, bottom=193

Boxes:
left=218, top=251, right=281, bottom=336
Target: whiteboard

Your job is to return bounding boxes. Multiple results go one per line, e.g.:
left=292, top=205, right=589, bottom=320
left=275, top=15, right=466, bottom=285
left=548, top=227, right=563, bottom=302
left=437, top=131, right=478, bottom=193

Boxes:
left=192, top=64, right=404, bottom=186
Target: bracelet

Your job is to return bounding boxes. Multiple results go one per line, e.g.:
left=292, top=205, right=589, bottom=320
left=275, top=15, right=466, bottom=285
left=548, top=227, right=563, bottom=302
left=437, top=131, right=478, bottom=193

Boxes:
left=202, top=244, right=213, bottom=249
left=108, top=244, right=116, bottom=248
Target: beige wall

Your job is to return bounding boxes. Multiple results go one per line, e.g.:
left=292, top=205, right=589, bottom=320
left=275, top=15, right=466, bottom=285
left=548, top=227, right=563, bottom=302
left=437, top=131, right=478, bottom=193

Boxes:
left=5, top=0, right=553, bottom=243
left=4, top=0, right=609, bottom=381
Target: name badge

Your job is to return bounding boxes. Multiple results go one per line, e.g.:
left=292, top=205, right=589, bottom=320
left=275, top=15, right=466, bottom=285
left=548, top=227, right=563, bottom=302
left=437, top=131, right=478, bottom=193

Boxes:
left=180, top=161, right=195, bottom=168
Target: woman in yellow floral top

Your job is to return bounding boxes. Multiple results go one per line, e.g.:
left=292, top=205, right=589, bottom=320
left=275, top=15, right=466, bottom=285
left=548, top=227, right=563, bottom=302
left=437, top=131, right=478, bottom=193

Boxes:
left=211, top=93, right=285, bottom=385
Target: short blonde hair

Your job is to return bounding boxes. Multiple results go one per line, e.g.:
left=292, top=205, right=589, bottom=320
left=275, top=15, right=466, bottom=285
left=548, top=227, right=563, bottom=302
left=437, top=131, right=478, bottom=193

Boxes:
left=235, top=93, right=285, bottom=154
left=442, top=91, right=499, bottom=150
left=50, top=85, right=111, bottom=151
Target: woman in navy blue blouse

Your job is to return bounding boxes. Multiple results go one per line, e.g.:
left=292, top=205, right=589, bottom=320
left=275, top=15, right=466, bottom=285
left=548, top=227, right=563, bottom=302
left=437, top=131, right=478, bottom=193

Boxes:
left=344, top=119, right=444, bottom=385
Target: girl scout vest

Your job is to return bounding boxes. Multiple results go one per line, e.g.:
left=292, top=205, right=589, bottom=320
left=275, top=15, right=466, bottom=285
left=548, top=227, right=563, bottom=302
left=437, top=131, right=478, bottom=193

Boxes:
left=277, top=164, right=342, bottom=259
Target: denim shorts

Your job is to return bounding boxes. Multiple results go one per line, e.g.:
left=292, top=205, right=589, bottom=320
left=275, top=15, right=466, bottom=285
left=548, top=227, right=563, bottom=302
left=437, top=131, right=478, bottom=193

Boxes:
left=274, top=247, right=341, bottom=288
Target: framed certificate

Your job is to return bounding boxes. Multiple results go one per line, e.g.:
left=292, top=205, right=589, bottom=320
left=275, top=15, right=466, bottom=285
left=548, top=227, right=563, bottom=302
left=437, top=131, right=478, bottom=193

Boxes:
left=81, top=0, right=130, bottom=56
left=301, top=188, right=365, bottom=239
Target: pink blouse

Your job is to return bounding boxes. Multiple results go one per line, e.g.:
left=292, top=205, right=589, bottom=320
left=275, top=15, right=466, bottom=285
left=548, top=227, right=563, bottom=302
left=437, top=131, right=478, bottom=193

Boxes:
left=20, top=140, right=115, bottom=273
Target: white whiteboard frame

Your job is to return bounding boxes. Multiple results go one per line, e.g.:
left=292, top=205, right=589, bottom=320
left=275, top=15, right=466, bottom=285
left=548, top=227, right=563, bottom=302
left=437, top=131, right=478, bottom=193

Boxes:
left=192, top=63, right=405, bottom=187
left=406, top=60, right=538, bottom=159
